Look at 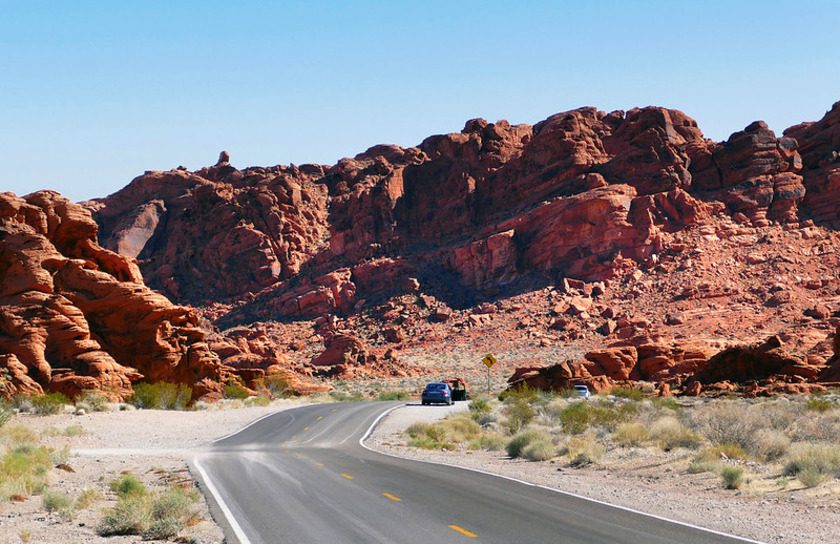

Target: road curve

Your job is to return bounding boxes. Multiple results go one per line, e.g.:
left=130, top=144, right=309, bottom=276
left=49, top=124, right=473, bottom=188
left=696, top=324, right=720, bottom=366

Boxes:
left=191, top=402, right=761, bottom=544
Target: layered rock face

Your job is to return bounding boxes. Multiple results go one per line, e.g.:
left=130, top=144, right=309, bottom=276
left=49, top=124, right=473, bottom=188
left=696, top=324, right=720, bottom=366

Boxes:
left=0, top=191, right=230, bottom=400
left=34, top=100, right=839, bottom=397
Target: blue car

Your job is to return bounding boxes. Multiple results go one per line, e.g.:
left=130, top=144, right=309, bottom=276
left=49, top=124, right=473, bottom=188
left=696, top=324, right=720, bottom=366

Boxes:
left=421, top=382, right=454, bottom=405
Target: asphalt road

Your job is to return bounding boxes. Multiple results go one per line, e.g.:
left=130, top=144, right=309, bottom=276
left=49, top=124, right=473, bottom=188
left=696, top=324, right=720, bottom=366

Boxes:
left=191, top=402, right=761, bottom=544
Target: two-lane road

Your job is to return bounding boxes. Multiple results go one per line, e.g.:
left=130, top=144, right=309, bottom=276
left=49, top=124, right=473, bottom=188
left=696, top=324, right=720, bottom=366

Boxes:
left=191, top=402, right=761, bottom=544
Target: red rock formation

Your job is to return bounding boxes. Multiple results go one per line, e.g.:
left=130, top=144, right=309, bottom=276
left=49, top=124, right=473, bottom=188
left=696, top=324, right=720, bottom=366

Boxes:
left=785, top=101, right=840, bottom=226
left=0, top=191, right=231, bottom=400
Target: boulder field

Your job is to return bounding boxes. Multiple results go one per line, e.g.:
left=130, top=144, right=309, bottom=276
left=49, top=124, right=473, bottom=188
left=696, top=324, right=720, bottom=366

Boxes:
left=3, top=101, right=840, bottom=398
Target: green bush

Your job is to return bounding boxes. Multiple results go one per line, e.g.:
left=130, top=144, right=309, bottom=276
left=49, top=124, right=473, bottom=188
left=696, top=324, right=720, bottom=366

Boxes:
left=0, top=445, right=53, bottom=499
left=468, top=433, right=507, bottom=451
left=806, top=397, right=835, bottom=413
left=720, top=466, right=744, bottom=489
left=75, top=488, right=102, bottom=510
left=498, top=384, right=539, bottom=403
left=75, top=392, right=110, bottom=412
left=797, top=466, right=827, bottom=488
left=329, top=390, right=364, bottom=402
left=223, top=383, right=250, bottom=400
left=97, top=494, right=151, bottom=536
left=31, top=393, right=68, bottom=415
left=649, top=416, right=700, bottom=450
left=523, top=439, right=556, bottom=461
left=554, top=400, right=635, bottom=435
left=244, top=396, right=271, bottom=407
left=264, top=374, right=294, bottom=398
left=42, top=489, right=74, bottom=520
left=506, top=430, right=550, bottom=458
left=109, top=473, right=146, bottom=498
left=503, top=397, right=535, bottom=433
left=98, top=485, right=199, bottom=538
left=377, top=390, right=409, bottom=401
left=613, top=422, right=649, bottom=447
left=610, top=387, right=645, bottom=401
left=63, top=425, right=85, bottom=437
left=468, top=398, right=491, bottom=420
left=0, top=401, right=12, bottom=429
left=783, top=443, right=840, bottom=486
left=129, top=382, right=192, bottom=410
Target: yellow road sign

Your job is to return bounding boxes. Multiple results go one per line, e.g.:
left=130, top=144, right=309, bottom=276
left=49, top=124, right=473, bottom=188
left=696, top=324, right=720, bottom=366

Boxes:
left=482, top=353, right=497, bottom=368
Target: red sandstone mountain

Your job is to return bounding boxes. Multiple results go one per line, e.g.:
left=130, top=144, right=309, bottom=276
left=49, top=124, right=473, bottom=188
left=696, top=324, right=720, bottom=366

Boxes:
left=3, top=102, right=840, bottom=398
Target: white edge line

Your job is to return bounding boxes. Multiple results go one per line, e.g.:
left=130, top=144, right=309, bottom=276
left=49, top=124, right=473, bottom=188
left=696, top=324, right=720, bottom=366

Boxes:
left=359, top=404, right=766, bottom=544
left=212, top=409, right=284, bottom=444
left=193, top=457, right=252, bottom=544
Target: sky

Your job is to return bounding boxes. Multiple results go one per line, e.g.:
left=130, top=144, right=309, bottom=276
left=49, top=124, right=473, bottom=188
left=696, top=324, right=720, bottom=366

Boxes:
left=1, top=1, right=838, bottom=201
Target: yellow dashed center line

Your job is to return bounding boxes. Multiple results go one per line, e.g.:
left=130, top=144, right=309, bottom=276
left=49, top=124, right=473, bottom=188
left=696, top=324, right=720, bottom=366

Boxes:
left=449, top=524, right=478, bottom=538
left=340, top=473, right=354, bottom=480
left=314, top=461, right=325, bottom=467
left=382, top=492, right=402, bottom=502
left=316, top=416, right=323, bottom=420
left=291, top=435, right=298, bottom=440
left=303, top=426, right=309, bottom=432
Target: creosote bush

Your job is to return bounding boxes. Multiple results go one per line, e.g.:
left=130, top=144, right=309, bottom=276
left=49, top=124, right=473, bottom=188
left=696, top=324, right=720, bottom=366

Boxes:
left=613, top=422, right=649, bottom=447
left=649, top=416, right=700, bottom=450
left=129, top=382, right=192, bottom=410
left=109, top=473, right=147, bottom=498
left=506, top=430, right=551, bottom=459
left=377, top=390, right=409, bottom=401
left=98, top=481, right=199, bottom=538
left=30, top=393, right=69, bottom=415
left=610, top=387, right=645, bottom=401
left=42, top=489, right=74, bottom=520
left=720, top=466, right=744, bottom=490
left=223, top=383, right=250, bottom=400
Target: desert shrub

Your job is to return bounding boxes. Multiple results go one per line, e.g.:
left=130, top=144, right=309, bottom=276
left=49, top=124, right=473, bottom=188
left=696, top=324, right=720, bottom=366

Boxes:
left=783, top=443, right=840, bottom=485
left=503, top=397, right=535, bottom=433
left=797, top=466, right=827, bottom=488
left=555, top=401, right=635, bottom=435
left=0, top=401, right=12, bottom=429
left=63, top=425, right=85, bottom=437
left=109, top=473, right=146, bottom=498
left=244, top=396, right=271, bottom=407
left=561, top=434, right=604, bottom=467
left=498, top=383, right=539, bottom=403
left=689, top=403, right=761, bottom=449
left=1, top=426, right=37, bottom=447
left=405, top=422, right=451, bottom=450
left=377, top=390, right=408, bottom=401
left=468, top=433, right=507, bottom=451
left=651, top=397, right=681, bottom=411
left=806, top=397, right=835, bottom=413
left=75, top=392, right=109, bottom=412
left=720, top=466, right=744, bottom=489
left=613, top=422, right=649, bottom=447
left=129, top=382, right=192, bottom=410
left=751, top=429, right=790, bottom=461
left=506, top=430, right=550, bottom=458
left=329, top=390, right=364, bottom=402
left=75, top=488, right=102, bottom=510
left=649, top=416, right=700, bottom=450
left=265, top=374, right=294, bottom=398
left=223, top=383, right=250, bottom=400
left=556, top=402, right=590, bottom=434
left=97, top=494, right=151, bottom=536
left=42, top=489, right=74, bottom=520
left=611, top=387, right=645, bottom=401
left=791, top=411, right=840, bottom=442
left=468, top=398, right=492, bottom=420
left=522, top=438, right=556, bottom=461
left=98, top=485, right=198, bottom=538
left=150, top=486, right=198, bottom=524
left=30, top=393, right=68, bottom=415
left=0, top=445, right=53, bottom=500
left=439, top=416, right=480, bottom=443
left=697, top=443, right=748, bottom=461
left=687, top=459, right=720, bottom=474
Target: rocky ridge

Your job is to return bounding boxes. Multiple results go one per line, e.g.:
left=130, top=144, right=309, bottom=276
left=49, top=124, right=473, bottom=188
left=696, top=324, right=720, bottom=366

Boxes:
left=4, top=101, right=840, bottom=398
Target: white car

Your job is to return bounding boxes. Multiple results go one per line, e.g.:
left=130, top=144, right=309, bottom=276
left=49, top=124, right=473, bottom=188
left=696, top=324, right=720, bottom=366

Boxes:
left=573, top=385, right=591, bottom=399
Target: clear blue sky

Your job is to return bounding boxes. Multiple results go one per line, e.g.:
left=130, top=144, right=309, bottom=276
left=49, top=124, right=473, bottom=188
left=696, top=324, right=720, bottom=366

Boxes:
left=2, top=1, right=838, bottom=201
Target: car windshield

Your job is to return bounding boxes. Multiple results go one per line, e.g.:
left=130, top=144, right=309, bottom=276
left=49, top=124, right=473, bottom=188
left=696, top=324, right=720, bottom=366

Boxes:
left=425, top=383, right=446, bottom=391
left=574, top=386, right=587, bottom=390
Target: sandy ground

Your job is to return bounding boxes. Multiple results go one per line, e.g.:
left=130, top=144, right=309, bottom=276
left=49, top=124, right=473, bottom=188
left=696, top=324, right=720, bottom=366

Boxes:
left=0, top=399, right=308, bottom=544
left=366, top=403, right=840, bottom=544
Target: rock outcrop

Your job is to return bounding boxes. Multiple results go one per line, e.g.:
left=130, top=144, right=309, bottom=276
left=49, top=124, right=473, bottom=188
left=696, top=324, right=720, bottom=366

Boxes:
left=0, top=191, right=230, bottom=400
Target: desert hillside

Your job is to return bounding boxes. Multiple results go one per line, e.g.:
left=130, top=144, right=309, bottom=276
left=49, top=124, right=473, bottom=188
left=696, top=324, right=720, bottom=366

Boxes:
left=3, top=102, right=840, bottom=399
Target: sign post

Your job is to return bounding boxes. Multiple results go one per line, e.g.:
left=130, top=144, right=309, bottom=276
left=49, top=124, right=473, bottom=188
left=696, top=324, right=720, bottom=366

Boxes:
left=481, top=353, right=497, bottom=394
